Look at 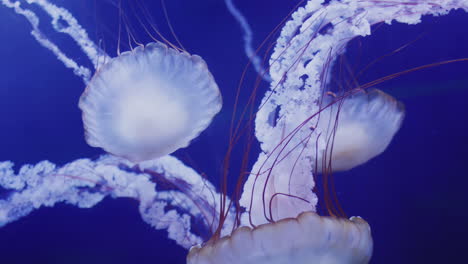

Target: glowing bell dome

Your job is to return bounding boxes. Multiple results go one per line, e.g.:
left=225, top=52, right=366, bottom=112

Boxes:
left=79, top=42, right=222, bottom=162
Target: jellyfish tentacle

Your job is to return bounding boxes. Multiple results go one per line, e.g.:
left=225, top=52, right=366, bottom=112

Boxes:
left=224, top=0, right=272, bottom=82
left=0, top=0, right=109, bottom=82
left=0, top=155, right=230, bottom=249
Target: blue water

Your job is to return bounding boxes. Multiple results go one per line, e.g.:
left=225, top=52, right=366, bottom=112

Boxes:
left=0, top=0, right=467, bottom=263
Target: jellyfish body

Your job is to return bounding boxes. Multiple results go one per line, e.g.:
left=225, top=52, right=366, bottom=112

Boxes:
left=187, top=211, right=372, bottom=264
left=316, top=89, right=405, bottom=172
left=79, top=42, right=222, bottom=162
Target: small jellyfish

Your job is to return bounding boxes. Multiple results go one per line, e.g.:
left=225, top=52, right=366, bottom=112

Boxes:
left=79, top=42, right=222, bottom=162
left=316, top=89, right=405, bottom=173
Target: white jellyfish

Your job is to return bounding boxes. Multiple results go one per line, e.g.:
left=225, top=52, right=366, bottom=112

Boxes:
left=188, top=212, right=372, bottom=264
left=316, top=89, right=405, bottom=173
left=79, top=42, right=222, bottom=162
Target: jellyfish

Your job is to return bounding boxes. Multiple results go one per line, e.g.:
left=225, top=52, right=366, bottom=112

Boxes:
left=315, top=89, right=405, bottom=173
left=1, top=0, right=468, bottom=263
left=79, top=41, right=222, bottom=162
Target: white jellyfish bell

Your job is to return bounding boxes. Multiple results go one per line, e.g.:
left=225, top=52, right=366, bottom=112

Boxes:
left=316, top=89, right=405, bottom=173
left=187, top=211, right=373, bottom=264
left=79, top=42, right=222, bottom=162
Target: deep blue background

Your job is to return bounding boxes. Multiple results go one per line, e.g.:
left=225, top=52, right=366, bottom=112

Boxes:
left=0, top=0, right=467, bottom=263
